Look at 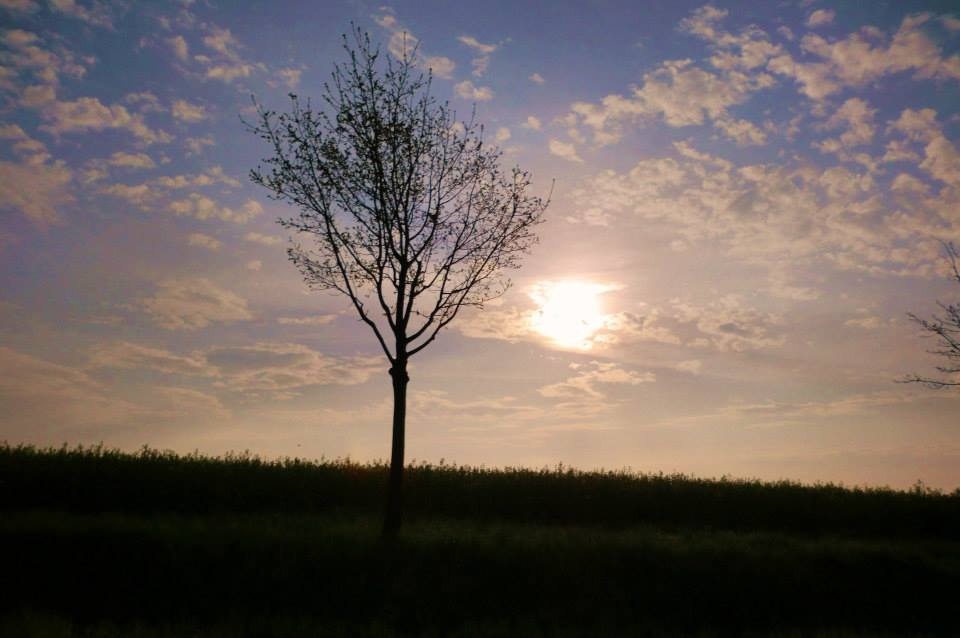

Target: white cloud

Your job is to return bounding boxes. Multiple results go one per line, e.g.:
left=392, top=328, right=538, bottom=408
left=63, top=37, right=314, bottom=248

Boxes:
left=539, top=361, right=654, bottom=402
left=522, top=115, right=541, bottom=130
left=454, top=80, right=493, bottom=101
left=89, top=341, right=211, bottom=376
left=374, top=8, right=456, bottom=79
left=549, top=139, right=582, bottom=163
left=458, top=34, right=498, bottom=77
left=277, top=315, right=337, bottom=326
left=494, top=127, right=511, bottom=143
left=167, top=35, right=189, bottom=62
left=185, top=135, right=214, bottom=155
left=0, top=346, right=142, bottom=430
left=277, top=67, right=301, bottom=88
left=49, top=0, right=113, bottom=28
left=0, top=0, right=39, bottom=11
left=244, top=232, right=282, bottom=246
left=139, top=278, right=253, bottom=330
left=0, top=126, right=71, bottom=227
left=714, top=117, right=767, bottom=146
left=815, top=97, right=876, bottom=154
left=41, top=97, right=172, bottom=145
left=187, top=232, right=221, bottom=250
left=107, top=151, right=155, bottom=169
left=203, top=342, right=381, bottom=393
left=806, top=9, right=836, bottom=28
left=529, top=72, right=545, bottom=85
left=171, top=99, right=208, bottom=122
left=168, top=195, right=262, bottom=224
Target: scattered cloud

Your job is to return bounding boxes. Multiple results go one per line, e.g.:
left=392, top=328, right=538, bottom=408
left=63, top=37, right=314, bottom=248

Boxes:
left=458, top=34, right=499, bottom=76
left=539, top=361, right=655, bottom=402
left=454, top=80, right=493, bottom=101
left=244, top=231, right=282, bottom=246
left=374, top=7, right=456, bottom=79
left=41, top=97, right=173, bottom=145
left=522, top=115, right=541, bottom=130
left=806, top=9, right=836, bottom=28
left=187, top=232, right=221, bottom=250
left=171, top=99, right=208, bottom=122
left=168, top=195, right=262, bottom=224
left=529, top=72, right=545, bottom=85
left=549, top=139, right=583, bottom=162
left=277, top=315, right=337, bottom=326
left=138, top=278, right=253, bottom=330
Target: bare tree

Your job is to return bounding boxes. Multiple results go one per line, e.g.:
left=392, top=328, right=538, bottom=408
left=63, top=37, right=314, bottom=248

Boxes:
left=902, top=242, right=960, bottom=388
left=248, top=28, right=548, bottom=537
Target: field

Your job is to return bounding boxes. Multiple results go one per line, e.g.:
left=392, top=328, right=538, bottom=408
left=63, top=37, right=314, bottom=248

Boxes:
left=2, top=444, right=959, bottom=637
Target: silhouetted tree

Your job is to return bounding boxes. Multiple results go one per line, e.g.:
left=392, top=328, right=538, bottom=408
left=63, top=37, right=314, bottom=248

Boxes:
left=248, top=28, right=548, bottom=538
left=903, top=242, right=960, bottom=388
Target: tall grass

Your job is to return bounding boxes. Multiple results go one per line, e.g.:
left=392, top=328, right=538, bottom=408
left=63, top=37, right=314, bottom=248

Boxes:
left=3, top=442, right=958, bottom=538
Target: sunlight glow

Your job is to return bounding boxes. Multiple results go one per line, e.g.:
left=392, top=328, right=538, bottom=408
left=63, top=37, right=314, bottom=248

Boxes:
left=529, top=281, right=612, bottom=349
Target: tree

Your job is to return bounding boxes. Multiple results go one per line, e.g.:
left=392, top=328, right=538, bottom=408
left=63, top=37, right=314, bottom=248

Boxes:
left=248, top=28, right=548, bottom=538
left=903, top=241, right=960, bottom=388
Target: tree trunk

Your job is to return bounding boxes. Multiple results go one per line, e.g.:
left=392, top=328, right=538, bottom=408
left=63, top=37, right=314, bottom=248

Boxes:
left=382, top=358, right=408, bottom=539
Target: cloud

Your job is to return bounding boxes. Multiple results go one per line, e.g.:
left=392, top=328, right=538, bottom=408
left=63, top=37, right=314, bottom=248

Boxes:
left=529, top=72, right=545, bottom=85
left=539, top=361, right=655, bottom=402
left=568, top=140, right=955, bottom=278
left=714, top=117, right=767, bottom=146
left=167, top=35, right=189, bottom=61
left=138, top=278, right=253, bottom=330
left=522, top=115, right=541, bottom=130
left=815, top=97, right=876, bottom=154
left=374, top=8, right=455, bottom=79
left=844, top=316, right=883, bottom=329
left=49, top=0, right=114, bottom=28
left=277, top=315, right=337, bottom=326
left=494, top=127, right=510, bottom=143
left=184, top=135, right=214, bottom=155
left=549, top=139, right=583, bottom=163
left=887, top=107, right=939, bottom=143
left=187, top=232, right=221, bottom=250
left=203, top=342, right=381, bottom=394
left=569, top=55, right=774, bottom=144
left=89, top=341, right=211, bottom=376
left=277, top=67, right=301, bottom=88
left=171, top=99, right=208, bottom=122
left=0, top=152, right=72, bottom=227
left=246, top=260, right=261, bottom=271
left=89, top=339, right=379, bottom=399
left=0, top=346, right=142, bottom=431
left=772, top=14, right=960, bottom=100
left=0, top=28, right=88, bottom=105
left=168, top=195, right=262, bottom=224
left=41, top=97, right=172, bottom=145
left=454, top=80, right=493, bottom=101
left=458, top=34, right=498, bottom=77
left=244, top=231, right=282, bottom=246
left=0, top=0, right=39, bottom=11
left=806, top=9, right=836, bottom=28
left=106, top=151, right=155, bottom=169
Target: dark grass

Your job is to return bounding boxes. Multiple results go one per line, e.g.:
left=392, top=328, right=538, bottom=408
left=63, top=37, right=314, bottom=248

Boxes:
left=3, top=443, right=960, bottom=636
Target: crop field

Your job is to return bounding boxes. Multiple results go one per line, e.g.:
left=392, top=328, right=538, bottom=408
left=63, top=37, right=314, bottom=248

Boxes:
left=2, top=444, right=959, bottom=636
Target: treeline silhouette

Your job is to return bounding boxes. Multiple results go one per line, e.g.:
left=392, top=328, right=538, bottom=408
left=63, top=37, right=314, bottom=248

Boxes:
left=4, top=443, right=958, bottom=539
left=3, top=443, right=959, bottom=636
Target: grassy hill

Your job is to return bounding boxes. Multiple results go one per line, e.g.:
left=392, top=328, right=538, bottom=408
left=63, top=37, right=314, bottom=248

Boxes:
left=2, top=443, right=959, bottom=636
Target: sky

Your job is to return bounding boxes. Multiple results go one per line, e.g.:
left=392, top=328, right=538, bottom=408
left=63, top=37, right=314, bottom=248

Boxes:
left=2, top=0, right=960, bottom=490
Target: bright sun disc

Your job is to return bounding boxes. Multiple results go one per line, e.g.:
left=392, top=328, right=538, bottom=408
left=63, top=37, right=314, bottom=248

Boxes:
left=530, top=281, right=611, bottom=349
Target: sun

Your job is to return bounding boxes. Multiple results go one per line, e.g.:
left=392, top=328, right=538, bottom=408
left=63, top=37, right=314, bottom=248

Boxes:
left=529, top=281, right=611, bottom=349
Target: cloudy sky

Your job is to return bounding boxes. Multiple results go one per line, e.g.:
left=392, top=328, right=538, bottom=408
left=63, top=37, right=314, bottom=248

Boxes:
left=2, top=0, right=960, bottom=490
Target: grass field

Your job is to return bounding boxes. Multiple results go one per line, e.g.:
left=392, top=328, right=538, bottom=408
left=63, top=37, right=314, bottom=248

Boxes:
left=2, top=443, right=959, bottom=636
